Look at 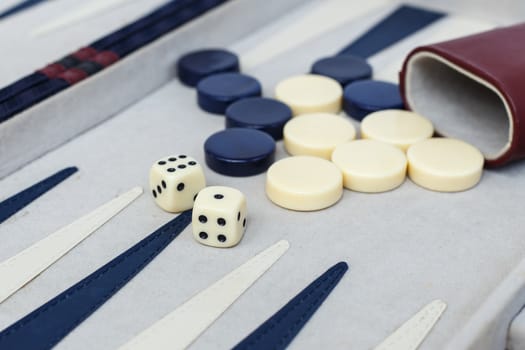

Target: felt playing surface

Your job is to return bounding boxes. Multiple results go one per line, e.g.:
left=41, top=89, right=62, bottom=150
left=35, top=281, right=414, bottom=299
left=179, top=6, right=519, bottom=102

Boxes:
left=2, top=1, right=524, bottom=350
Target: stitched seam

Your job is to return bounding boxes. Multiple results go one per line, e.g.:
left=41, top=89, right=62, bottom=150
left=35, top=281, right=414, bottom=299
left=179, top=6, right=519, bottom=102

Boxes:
left=132, top=240, right=285, bottom=344
left=0, top=212, right=191, bottom=341
left=243, top=266, right=344, bottom=349
left=47, top=232, right=175, bottom=347
left=0, top=215, right=188, bottom=338
left=275, top=281, right=336, bottom=349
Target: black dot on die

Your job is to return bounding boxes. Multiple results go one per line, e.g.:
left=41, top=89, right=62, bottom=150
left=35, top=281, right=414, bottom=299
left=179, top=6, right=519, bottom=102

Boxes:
left=217, top=234, right=227, bottom=243
left=193, top=194, right=198, bottom=201
left=161, top=180, right=166, bottom=189
left=179, top=155, right=187, bottom=158
left=157, top=186, right=162, bottom=194
left=168, top=157, right=177, bottom=161
left=237, top=212, right=241, bottom=221
left=158, top=161, right=166, bottom=165
left=152, top=190, right=157, bottom=198
left=178, top=164, right=186, bottom=169
left=214, top=194, right=224, bottom=199
left=167, top=168, right=176, bottom=173
left=199, top=232, right=208, bottom=240
left=217, top=218, right=226, bottom=226
left=188, top=161, right=196, bottom=166
left=177, top=183, right=185, bottom=191
left=199, top=215, right=207, bottom=223
left=243, top=218, right=246, bottom=227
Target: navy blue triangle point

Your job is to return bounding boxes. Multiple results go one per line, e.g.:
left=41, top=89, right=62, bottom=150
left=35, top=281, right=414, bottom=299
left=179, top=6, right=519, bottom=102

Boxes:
left=233, top=261, right=349, bottom=350
left=311, top=4, right=445, bottom=86
left=0, top=210, right=192, bottom=350
left=0, top=0, right=50, bottom=20
left=0, top=167, right=78, bottom=225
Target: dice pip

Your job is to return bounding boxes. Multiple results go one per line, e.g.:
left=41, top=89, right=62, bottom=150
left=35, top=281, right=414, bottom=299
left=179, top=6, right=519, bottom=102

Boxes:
left=149, top=154, right=206, bottom=213
left=192, top=186, right=247, bottom=248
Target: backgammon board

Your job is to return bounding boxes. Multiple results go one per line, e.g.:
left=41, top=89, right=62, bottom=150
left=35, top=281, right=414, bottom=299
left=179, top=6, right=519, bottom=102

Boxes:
left=1, top=1, right=525, bottom=349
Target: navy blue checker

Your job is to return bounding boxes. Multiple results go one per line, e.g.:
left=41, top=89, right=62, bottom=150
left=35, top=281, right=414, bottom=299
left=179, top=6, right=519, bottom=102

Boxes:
left=310, top=55, right=372, bottom=86
left=204, top=128, right=275, bottom=176
left=343, top=80, right=404, bottom=121
left=197, top=73, right=262, bottom=114
left=225, top=97, right=292, bottom=140
left=233, top=262, right=348, bottom=350
left=177, top=49, right=239, bottom=87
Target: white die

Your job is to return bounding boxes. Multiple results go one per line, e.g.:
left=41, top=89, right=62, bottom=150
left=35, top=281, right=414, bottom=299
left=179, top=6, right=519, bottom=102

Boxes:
left=192, top=186, right=247, bottom=248
left=149, top=154, right=206, bottom=213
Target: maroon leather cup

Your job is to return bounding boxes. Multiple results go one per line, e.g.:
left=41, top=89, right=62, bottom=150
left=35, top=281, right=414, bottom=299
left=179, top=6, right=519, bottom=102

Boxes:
left=400, top=23, right=525, bottom=167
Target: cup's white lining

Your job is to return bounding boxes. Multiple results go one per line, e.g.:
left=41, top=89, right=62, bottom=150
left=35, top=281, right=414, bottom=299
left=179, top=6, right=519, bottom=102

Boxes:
left=404, top=51, right=513, bottom=160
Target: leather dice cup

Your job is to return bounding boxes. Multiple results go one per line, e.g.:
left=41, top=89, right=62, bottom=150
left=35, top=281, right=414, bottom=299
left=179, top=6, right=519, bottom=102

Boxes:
left=400, top=23, right=525, bottom=167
